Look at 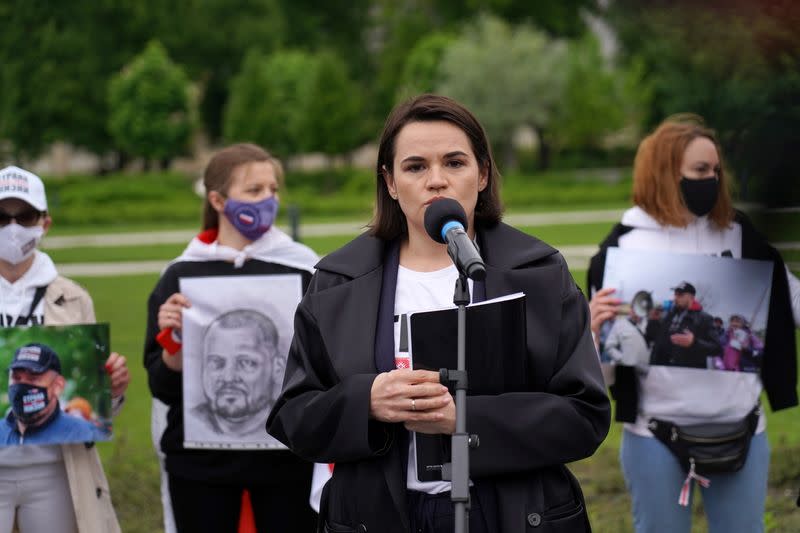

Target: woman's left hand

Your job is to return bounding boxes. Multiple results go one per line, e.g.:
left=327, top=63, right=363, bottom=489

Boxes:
left=105, top=352, right=130, bottom=398
left=404, top=393, right=456, bottom=435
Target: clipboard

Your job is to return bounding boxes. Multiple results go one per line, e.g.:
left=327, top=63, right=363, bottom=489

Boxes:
left=409, top=292, right=528, bottom=481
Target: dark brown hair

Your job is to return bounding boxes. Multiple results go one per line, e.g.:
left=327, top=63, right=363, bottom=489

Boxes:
left=633, top=114, right=733, bottom=228
left=370, top=94, right=503, bottom=239
left=202, top=143, right=285, bottom=230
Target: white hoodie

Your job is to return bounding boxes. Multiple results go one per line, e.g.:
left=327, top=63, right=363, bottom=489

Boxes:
left=615, top=207, right=766, bottom=436
left=0, top=251, right=58, bottom=327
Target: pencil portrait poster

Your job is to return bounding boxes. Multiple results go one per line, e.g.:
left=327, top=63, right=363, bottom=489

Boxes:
left=180, top=274, right=302, bottom=449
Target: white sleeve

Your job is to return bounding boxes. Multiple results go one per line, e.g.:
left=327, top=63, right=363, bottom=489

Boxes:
left=785, top=265, right=800, bottom=327
left=603, top=320, right=624, bottom=362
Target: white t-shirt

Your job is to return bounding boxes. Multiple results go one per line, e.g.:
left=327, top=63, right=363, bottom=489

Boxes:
left=393, top=264, right=472, bottom=495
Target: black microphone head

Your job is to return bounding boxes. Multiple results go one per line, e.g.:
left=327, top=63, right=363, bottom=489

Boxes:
left=424, top=198, right=468, bottom=244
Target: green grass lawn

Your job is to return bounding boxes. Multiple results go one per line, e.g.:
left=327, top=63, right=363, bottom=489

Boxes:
left=45, top=243, right=186, bottom=264
left=34, top=200, right=798, bottom=532
left=75, top=274, right=163, bottom=533
left=68, top=246, right=800, bottom=533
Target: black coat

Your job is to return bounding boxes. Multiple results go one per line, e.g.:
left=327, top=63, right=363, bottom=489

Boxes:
left=267, top=222, right=611, bottom=532
left=650, top=305, right=722, bottom=368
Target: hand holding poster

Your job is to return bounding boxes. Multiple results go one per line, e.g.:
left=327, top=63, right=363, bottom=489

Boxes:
left=180, top=274, right=302, bottom=449
left=600, top=248, right=773, bottom=373
left=0, top=324, right=112, bottom=446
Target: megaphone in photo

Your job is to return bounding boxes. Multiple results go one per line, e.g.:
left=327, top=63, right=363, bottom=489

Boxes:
left=617, top=290, right=654, bottom=318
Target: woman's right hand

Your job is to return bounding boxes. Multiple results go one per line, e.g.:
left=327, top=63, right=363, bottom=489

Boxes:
left=158, top=292, right=191, bottom=331
left=158, top=292, right=191, bottom=371
left=369, top=369, right=451, bottom=424
left=589, top=287, right=621, bottom=336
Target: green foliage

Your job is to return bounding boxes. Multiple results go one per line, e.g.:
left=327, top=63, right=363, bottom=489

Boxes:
left=397, top=32, right=455, bottom=100
left=0, top=325, right=111, bottom=422
left=225, top=49, right=363, bottom=157
left=297, top=52, right=365, bottom=155
left=152, top=0, right=286, bottom=141
left=608, top=0, right=800, bottom=206
left=224, top=49, right=317, bottom=157
left=436, top=15, right=569, bottom=165
left=0, top=2, right=148, bottom=157
left=108, top=41, right=195, bottom=163
left=38, top=167, right=633, bottom=230
left=435, top=15, right=646, bottom=170
left=44, top=172, right=201, bottom=227
left=550, top=34, right=643, bottom=151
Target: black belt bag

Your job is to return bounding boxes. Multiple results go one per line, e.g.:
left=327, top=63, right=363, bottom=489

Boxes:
left=648, top=403, right=760, bottom=476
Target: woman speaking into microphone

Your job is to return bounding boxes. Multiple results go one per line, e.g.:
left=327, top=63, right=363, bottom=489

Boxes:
left=267, top=94, right=610, bottom=532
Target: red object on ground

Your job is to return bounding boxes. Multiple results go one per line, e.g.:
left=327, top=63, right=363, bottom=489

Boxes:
left=239, top=489, right=257, bottom=533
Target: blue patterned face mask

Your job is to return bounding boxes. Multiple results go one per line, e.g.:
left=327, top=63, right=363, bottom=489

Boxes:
left=8, top=383, right=49, bottom=424
left=223, top=196, right=279, bottom=241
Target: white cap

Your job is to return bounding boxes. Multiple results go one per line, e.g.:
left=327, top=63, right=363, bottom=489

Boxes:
left=0, top=166, right=48, bottom=211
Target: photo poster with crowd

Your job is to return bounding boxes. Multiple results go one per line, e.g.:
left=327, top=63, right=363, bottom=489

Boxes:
left=600, top=247, right=773, bottom=374
left=0, top=324, right=113, bottom=446
left=180, top=274, right=302, bottom=450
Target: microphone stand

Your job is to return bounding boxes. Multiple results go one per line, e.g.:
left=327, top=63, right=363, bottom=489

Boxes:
left=438, top=271, right=479, bottom=533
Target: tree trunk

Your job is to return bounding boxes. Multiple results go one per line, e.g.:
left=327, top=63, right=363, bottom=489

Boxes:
left=502, top=142, right=517, bottom=171
left=534, top=126, right=551, bottom=171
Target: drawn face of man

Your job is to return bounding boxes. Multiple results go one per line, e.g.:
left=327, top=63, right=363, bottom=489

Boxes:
left=202, top=324, right=275, bottom=420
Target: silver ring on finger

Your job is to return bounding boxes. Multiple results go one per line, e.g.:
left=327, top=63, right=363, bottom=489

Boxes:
left=411, top=398, right=416, bottom=411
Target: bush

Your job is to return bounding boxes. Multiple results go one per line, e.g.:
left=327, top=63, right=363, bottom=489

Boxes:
left=41, top=167, right=633, bottom=229
left=108, top=41, right=195, bottom=164
left=45, top=172, right=201, bottom=226
left=224, top=49, right=364, bottom=159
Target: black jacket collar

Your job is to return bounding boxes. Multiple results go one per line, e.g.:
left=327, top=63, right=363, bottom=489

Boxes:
left=316, top=221, right=558, bottom=279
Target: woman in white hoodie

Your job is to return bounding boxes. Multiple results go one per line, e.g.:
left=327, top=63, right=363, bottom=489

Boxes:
left=587, top=115, right=799, bottom=533
left=143, top=143, right=319, bottom=532
left=0, top=165, right=129, bottom=533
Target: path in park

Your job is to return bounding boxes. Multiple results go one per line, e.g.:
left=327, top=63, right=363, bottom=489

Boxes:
left=45, top=208, right=799, bottom=276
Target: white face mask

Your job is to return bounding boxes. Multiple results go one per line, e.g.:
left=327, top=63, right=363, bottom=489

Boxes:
left=0, top=223, right=44, bottom=265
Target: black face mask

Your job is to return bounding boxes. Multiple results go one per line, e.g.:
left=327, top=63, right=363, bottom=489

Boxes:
left=680, top=176, right=719, bottom=217
left=8, top=383, right=49, bottom=424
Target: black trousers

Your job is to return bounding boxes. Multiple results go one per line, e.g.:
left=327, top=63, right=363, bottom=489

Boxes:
left=408, top=486, right=498, bottom=533
left=169, top=472, right=317, bottom=533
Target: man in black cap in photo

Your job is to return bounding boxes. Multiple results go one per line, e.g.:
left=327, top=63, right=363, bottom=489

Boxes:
left=650, top=281, right=722, bottom=368
left=0, top=343, right=104, bottom=445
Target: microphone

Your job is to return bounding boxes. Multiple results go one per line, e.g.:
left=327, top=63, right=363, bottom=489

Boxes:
left=424, top=198, right=486, bottom=281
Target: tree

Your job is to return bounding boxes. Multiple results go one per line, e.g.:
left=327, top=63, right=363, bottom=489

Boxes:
left=107, top=41, right=195, bottom=167
left=0, top=1, right=153, bottom=159
left=370, top=0, right=598, bottom=137
left=153, top=0, right=287, bottom=141
left=297, top=52, right=364, bottom=156
left=397, top=32, right=455, bottom=100
left=225, top=49, right=365, bottom=159
left=608, top=0, right=800, bottom=205
left=549, top=34, right=649, bottom=155
left=436, top=15, right=569, bottom=169
left=223, top=49, right=317, bottom=157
